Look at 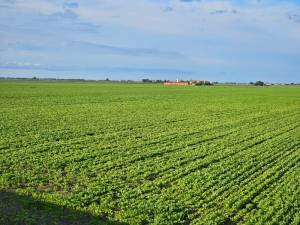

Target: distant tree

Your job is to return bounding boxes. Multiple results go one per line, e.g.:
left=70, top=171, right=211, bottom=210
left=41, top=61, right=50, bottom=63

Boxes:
left=249, top=82, right=254, bottom=85
left=254, top=81, right=265, bottom=86
left=105, top=78, right=110, bottom=81
left=142, top=79, right=151, bottom=83
left=32, top=76, right=37, bottom=80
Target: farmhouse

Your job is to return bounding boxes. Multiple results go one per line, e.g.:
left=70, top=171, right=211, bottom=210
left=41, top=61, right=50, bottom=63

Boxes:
left=163, top=81, right=191, bottom=86
left=163, top=80, right=212, bottom=86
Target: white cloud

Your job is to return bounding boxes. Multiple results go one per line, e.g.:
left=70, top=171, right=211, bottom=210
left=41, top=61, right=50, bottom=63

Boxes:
left=7, top=0, right=63, bottom=14
left=66, top=0, right=300, bottom=42
left=5, top=0, right=300, bottom=40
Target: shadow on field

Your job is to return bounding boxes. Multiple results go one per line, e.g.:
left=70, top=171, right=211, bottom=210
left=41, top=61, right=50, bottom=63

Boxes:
left=0, top=191, right=127, bottom=225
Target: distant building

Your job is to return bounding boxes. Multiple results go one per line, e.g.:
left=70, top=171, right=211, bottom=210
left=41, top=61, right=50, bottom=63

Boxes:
left=163, top=80, right=212, bottom=86
left=164, top=81, right=191, bottom=86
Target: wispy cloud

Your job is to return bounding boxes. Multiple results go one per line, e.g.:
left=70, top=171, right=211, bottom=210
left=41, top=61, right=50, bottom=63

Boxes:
left=209, top=9, right=237, bottom=15
left=4, top=41, right=184, bottom=58
left=0, top=62, right=41, bottom=69
left=64, top=2, right=78, bottom=9
left=180, top=0, right=201, bottom=2
left=0, top=0, right=15, bottom=8
left=288, top=12, right=300, bottom=22
left=0, top=62, right=193, bottom=76
left=66, top=41, right=184, bottom=58
left=51, top=9, right=78, bottom=19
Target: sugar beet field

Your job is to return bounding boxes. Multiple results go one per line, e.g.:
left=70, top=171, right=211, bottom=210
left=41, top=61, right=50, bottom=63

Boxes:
left=0, top=81, right=299, bottom=225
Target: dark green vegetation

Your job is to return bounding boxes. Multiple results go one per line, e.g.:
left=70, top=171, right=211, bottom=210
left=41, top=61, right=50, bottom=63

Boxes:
left=0, top=191, right=123, bottom=225
left=0, top=81, right=299, bottom=225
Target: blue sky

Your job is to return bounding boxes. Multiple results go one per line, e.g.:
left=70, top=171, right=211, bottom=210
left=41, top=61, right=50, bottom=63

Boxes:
left=0, top=0, right=300, bottom=82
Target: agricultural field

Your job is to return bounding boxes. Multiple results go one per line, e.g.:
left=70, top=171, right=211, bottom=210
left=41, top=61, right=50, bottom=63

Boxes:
left=0, top=80, right=299, bottom=225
